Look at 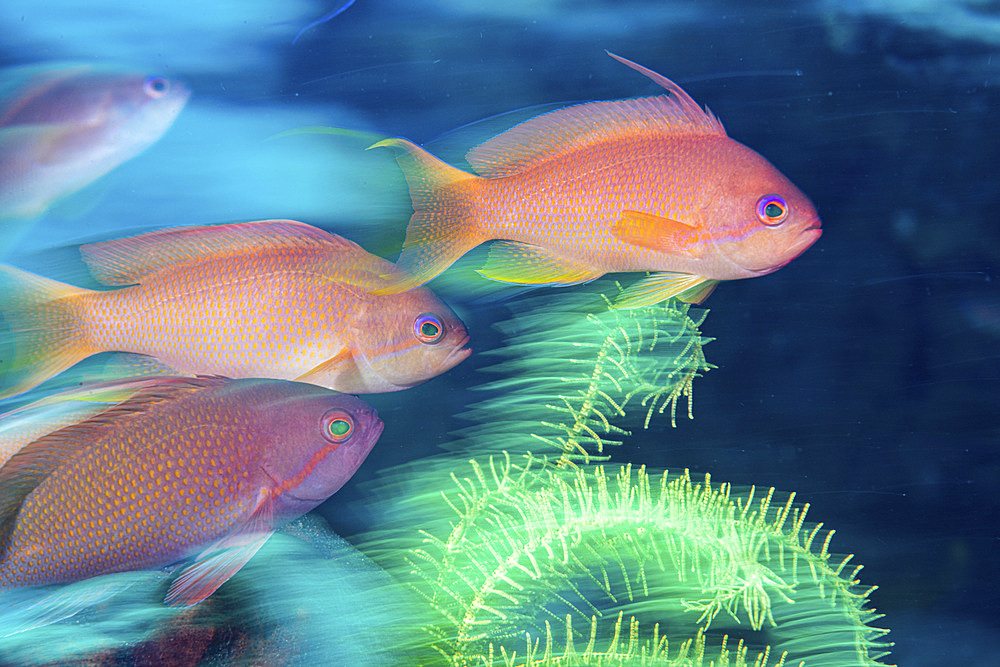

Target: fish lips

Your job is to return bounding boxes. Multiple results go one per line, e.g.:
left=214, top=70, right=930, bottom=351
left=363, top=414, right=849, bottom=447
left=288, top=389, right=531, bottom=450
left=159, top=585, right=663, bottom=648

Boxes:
left=762, top=223, right=821, bottom=273
left=445, top=334, right=473, bottom=369
left=788, top=225, right=822, bottom=259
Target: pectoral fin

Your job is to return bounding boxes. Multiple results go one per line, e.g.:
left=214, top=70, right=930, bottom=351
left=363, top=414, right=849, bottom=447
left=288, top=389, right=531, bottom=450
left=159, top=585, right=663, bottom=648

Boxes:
left=614, top=273, right=717, bottom=309
left=611, top=210, right=704, bottom=257
left=477, top=241, right=602, bottom=286
left=295, top=347, right=355, bottom=384
left=164, top=491, right=274, bottom=607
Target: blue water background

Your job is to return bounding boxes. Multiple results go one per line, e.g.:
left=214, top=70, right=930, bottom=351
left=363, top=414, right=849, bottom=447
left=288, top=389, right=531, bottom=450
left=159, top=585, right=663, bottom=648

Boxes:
left=1, top=1, right=998, bottom=664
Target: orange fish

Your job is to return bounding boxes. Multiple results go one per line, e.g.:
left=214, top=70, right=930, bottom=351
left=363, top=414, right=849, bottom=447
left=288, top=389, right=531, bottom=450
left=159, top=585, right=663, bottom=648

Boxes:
left=0, top=220, right=470, bottom=400
left=371, top=52, right=822, bottom=307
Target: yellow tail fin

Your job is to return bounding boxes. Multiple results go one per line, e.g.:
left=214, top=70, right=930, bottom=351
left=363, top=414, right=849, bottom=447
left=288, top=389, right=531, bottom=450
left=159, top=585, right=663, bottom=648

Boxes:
left=0, top=265, right=96, bottom=400
left=369, top=138, right=484, bottom=294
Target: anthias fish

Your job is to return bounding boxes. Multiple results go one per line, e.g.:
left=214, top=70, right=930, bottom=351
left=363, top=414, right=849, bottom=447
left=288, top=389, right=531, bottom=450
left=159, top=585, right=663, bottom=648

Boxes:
left=0, top=64, right=189, bottom=219
left=0, top=219, right=471, bottom=399
left=372, top=52, right=822, bottom=307
left=0, top=376, right=382, bottom=607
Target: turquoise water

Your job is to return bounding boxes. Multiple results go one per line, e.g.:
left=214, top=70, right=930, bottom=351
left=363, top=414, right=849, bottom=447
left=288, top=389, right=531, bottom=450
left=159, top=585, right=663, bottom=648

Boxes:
left=1, top=1, right=997, bottom=664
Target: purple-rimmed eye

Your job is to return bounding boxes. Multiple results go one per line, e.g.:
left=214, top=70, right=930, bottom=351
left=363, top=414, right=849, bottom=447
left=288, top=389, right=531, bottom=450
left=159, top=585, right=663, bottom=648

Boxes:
left=756, top=195, right=789, bottom=226
left=143, top=75, right=169, bottom=99
left=322, top=410, right=354, bottom=443
left=414, top=313, right=443, bottom=344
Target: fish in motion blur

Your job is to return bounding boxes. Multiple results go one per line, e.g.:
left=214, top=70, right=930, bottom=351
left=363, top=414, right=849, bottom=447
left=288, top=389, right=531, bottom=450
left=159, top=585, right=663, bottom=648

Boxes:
left=0, top=219, right=471, bottom=399
left=0, top=64, right=189, bottom=220
left=0, top=376, right=382, bottom=620
left=372, top=52, right=822, bottom=308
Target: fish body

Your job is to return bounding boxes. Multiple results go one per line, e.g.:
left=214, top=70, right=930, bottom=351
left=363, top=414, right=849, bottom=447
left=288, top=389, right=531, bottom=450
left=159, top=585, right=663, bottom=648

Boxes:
left=0, top=376, right=382, bottom=606
left=373, top=52, right=822, bottom=307
left=0, top=64, right=190, bottom=219
left=0, top=220, right=471, bottom=399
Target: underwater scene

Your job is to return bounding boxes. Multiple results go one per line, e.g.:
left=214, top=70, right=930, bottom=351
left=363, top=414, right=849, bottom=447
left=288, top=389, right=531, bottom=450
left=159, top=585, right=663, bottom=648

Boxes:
left=0, top=0, right=996, bottom=665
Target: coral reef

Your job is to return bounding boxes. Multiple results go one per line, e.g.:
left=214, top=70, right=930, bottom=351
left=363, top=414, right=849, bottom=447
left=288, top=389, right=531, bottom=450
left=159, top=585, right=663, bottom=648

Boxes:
left=358, top=286, right=893, bottom=666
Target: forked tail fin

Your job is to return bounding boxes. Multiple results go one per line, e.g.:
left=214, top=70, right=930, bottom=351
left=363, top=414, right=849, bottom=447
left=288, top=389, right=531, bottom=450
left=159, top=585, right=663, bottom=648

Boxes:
left=369, top=138, right=484, bottom=294
left=0, top=265, right=96, bottom=400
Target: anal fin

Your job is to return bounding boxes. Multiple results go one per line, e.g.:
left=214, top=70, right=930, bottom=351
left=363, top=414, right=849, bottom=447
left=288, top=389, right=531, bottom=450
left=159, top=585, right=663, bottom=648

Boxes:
left=613, top=273, right=717, bottom=309
left=0, top=570, right=158, bottom=638
left=476, top=241, right=602, bottom=286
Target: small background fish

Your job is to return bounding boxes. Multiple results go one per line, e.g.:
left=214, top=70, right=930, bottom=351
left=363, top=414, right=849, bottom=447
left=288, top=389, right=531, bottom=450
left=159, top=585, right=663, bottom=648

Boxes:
left=0, top=219, right=471, bottom=399
left=0, top=64, right=189, bottom=225
left=372, top=52, right=821, bottom=308
left=0, top=376, right=382, bottom=627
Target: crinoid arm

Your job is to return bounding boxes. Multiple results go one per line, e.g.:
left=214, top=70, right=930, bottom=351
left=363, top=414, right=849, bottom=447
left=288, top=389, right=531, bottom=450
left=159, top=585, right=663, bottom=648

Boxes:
left=362, top=456, right=893, bottom=666
left=354, top=285, right=892, bottom=666
left=456, top=286, right=713, bottom=466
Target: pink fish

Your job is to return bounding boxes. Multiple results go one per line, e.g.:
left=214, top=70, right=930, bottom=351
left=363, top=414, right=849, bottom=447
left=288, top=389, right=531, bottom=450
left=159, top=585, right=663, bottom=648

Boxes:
left=0, top=376, right=382, bottom=608
left=0, top=64, right=189, bottom=219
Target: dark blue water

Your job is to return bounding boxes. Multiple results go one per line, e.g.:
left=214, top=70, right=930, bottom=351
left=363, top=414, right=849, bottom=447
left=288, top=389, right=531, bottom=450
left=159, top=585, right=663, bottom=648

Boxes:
left=1, top=1, right=997, bottom=664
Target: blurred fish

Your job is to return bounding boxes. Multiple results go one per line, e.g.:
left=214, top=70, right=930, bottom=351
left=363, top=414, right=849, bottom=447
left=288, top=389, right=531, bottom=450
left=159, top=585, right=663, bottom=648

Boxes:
left=0, top=219, right=471, bottom=399
left=0, top=64, right=189, bottom=220
left=371, top=51, right=822, bottom=308
left=0, top=376, right=382, bottom=623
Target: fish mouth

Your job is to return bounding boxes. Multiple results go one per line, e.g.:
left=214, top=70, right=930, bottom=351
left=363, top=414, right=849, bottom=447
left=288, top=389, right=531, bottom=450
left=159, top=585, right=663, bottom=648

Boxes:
left=446, top=334, right=473, bottom=367
left=785, top=225, right=822, bottom=259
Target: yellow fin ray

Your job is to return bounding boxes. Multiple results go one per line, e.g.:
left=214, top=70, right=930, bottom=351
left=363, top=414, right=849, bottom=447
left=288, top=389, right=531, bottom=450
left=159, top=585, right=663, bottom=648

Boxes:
left=476, top=242, right=602, bottom=286
left=613, top=272, right=714, bottom=309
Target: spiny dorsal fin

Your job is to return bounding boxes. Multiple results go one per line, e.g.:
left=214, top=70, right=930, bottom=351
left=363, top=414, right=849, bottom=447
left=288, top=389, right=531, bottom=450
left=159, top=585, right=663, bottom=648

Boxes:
left=79, top=220, right=373, bottom=286
left=465, top=53, right=725, bottom=179
left=0, top=376, right=228, bottom=558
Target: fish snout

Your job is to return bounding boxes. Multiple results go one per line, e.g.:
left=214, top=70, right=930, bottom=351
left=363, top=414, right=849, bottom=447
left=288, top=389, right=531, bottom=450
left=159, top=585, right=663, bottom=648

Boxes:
left=790, top=225, right=822, bottom=256
left=447, top=334, right=473, bottom=366
left=360, top=406, right=384, bottom=438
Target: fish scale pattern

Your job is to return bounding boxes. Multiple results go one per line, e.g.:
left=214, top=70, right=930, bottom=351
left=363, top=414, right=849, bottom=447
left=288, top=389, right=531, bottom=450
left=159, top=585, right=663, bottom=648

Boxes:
left=478, top=136, right=715, bottom=273
left=84, top=250, right=354, bottom=379
left=0, top=389, right=257, bottom=588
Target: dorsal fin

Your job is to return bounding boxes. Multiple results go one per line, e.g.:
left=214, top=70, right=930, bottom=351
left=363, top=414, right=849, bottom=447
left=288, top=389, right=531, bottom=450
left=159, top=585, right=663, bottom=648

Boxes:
left=465, top=53, right=725, bottom=179
left=79, top=219, right=372, bottom=286
left=0, top=375, right=171, bottom=469
left=0, top=376, right=227, bottom=557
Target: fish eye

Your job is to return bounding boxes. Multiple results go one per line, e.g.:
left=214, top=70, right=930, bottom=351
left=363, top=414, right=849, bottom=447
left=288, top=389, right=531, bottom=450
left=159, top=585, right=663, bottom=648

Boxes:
left=322, top=410, right=354, bottom=443
left=756, top=195, right=789, bottom=226
left=143, top=76, right=170, bottom=98
left=414, top=313, right=443, bottom=344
